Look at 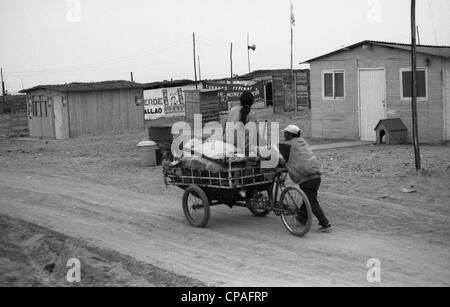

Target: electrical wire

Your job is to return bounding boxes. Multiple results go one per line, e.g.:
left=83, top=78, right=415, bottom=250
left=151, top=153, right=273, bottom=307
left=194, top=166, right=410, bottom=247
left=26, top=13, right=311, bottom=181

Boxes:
left=4, top=41, right=184, bottom=77
left=427, top=0, right=440, bottom=46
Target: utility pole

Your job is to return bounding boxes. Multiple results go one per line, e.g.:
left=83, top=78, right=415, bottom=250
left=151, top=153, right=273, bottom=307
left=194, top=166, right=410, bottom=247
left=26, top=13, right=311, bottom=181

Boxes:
left=198, top=56, right=202, bottom=81
left=230, top=42, right=233, bottom=85
left=1, top=68, right=10, bottom=135
left=290, top=2, right=295, bottom=71
left=1, top=67, right=6, bottom=125
left=193, top=33, right=198, bottom=89
left=290, top=2, right=297, bottom=111
left=290, top=27, right=294, bottom=71
left=247, top=33, right=251, bottom=73
left=411, top=0, right=421, bottom=170
left=1, top=68, right=5, bottom=103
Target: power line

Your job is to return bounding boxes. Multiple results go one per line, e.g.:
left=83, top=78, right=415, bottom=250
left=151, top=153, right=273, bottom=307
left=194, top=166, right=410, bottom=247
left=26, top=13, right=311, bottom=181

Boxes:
left=4, top=41, right=183, bottom=77
left=427, top=0, right=439, bottom=45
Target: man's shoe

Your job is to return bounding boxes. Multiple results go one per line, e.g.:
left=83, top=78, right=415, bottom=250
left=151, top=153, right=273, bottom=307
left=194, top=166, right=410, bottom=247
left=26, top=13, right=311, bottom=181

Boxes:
left=317, top=224, right=333, bottom=233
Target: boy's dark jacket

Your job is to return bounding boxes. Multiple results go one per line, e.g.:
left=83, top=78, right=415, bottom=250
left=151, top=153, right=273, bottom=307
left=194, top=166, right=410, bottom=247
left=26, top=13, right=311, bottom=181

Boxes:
left=280, top=138, right=322, bottom=184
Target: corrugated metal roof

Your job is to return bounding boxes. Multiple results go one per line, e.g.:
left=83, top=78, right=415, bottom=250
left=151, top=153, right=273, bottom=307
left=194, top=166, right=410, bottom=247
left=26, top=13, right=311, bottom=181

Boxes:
left=302, top=40, right=450, bottom=63
left=20, top=80, right=144, bottom=93
left=238, top=69, right=309, bottom=80
left=142, top=79, right=196, bottom=90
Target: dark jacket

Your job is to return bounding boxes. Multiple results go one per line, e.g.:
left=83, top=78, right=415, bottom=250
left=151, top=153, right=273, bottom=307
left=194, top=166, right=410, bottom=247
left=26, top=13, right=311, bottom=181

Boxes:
left=279, top=138, right=322, bottom=184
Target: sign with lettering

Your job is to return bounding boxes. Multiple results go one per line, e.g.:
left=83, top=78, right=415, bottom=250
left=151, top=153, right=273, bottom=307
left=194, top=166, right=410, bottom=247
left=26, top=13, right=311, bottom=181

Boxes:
left=203, top=81, right=264, bottom=111
left=144, top=85, right=197, bottom=120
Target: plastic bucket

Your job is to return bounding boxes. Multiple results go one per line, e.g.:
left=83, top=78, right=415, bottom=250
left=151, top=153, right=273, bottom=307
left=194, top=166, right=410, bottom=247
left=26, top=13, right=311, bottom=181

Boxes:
left=137, top=141, right=159, bottom=167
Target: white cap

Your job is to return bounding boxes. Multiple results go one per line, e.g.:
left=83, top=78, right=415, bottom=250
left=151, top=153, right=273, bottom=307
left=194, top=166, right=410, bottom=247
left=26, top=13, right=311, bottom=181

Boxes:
left=137, top=140, right=157, bottom=147
left=282, top=125, right=301, bottom=135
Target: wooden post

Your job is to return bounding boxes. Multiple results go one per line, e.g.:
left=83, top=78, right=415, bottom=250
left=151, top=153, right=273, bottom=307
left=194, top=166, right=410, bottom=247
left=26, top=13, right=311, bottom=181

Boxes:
left=411, top=0, right=421, bottom=170
left=1, top=68, right=5, bottom=104
left=1, top=68, right=11, bottom=135
left=290, top=26, right=293, bottom=71
left=247, top=33, right=251, bottom=73
left=290, top=5, right=296, bottom=112
left=198, top=56, right=202, bottom=81
left=294, top=71, right=298, bottom=112
left=193, top=33, right=198, bottom=89
left=230, top=42, right=233, bottom=85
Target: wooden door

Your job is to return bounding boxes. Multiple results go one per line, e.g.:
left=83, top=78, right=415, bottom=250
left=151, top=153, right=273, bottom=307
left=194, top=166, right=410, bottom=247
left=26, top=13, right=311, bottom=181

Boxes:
left=359, top=69, right=387, bottom=141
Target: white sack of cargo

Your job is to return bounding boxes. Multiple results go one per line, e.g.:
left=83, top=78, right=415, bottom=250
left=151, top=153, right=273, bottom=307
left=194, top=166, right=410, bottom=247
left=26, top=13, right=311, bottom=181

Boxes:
left=183, top=139, right=244, bottom=160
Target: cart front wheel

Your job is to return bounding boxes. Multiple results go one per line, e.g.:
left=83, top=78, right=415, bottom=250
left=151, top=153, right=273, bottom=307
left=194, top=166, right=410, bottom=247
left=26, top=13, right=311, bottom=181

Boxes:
left=182, top=185, right=210, bottom=228
left=279, top=186, right=312, bottom=237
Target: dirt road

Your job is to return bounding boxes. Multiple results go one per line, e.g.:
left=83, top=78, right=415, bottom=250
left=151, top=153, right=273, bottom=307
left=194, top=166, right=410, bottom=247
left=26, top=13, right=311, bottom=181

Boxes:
left=0, top=168, right=448, bottom=286
left=0, top=134, right=449, bottom=286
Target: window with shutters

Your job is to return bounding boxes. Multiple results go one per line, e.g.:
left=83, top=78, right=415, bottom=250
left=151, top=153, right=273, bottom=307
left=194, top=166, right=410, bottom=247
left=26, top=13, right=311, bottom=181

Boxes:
left=322, top=70, right=345, bottom=100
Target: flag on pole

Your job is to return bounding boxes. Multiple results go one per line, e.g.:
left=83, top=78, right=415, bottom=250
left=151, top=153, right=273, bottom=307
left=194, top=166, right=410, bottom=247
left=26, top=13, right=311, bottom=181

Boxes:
left=290, top=2, right=295, bottom=27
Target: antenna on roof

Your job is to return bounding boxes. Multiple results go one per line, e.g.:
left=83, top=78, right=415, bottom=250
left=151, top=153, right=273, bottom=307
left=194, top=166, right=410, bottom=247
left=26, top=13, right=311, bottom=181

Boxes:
left=198, top=55, right=202, bottom=81
left=416, top=25, right=421, bottom=45
left=192, top=33, right=198, bottom=89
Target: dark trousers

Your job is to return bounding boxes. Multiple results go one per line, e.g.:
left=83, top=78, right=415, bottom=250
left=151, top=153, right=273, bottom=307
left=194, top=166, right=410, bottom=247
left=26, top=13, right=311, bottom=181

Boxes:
left=300, top=177, right=330, bottom=226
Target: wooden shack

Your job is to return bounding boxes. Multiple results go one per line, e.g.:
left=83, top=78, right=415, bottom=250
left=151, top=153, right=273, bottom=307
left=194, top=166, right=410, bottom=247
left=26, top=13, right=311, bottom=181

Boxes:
left=20, top=81, right=145, bottom=139
left=185, top=89, right=221, bottom=127
left=238, top=69, right=311, bottom=112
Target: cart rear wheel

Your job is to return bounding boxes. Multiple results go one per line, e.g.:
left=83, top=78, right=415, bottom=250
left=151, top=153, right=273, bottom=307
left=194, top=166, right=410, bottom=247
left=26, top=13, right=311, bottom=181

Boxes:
left=182, top=185, right=210, bottom=228
left=279, top=186, right=312, bottom=237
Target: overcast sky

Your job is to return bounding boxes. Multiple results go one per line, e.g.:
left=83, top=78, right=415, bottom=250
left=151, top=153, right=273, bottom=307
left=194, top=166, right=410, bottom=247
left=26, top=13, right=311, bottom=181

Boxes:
left=1, top=0, right=449, bottom=93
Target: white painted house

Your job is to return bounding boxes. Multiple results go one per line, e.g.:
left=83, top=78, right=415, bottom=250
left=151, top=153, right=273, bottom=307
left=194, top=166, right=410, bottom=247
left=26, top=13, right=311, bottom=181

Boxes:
left=303, top=41, right=450, bottom=143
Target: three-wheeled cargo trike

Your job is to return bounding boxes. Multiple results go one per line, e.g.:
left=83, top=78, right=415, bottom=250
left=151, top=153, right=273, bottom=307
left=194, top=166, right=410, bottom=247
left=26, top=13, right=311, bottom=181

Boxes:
left=164, top=158, right=313, bottom=237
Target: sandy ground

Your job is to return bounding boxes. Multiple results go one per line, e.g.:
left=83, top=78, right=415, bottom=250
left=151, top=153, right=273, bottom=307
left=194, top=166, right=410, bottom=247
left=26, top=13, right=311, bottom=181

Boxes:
left=0, top=215, right=204, bottom=287
left=0, top=118, right=449, bottom=286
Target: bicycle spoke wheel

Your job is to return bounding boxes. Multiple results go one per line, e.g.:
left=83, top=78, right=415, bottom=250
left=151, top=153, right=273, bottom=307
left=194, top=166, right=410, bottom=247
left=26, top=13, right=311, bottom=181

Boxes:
left=182, top=185, right=210, bottom=228
left=279, top=186, right=312, bottom=237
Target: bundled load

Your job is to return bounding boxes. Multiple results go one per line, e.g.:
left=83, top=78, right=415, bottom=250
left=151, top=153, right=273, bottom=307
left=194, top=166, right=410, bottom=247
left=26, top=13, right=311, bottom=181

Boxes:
left=163, top=137, right=282, bottom=176
left=181, top=156, right=224, bottom=171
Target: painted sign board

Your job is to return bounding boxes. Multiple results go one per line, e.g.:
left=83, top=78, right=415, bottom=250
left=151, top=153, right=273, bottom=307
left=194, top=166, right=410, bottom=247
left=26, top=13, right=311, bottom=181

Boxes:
left=203, top=81, right=265, bottom=111
left=143, top=85, right=198, bottom=120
